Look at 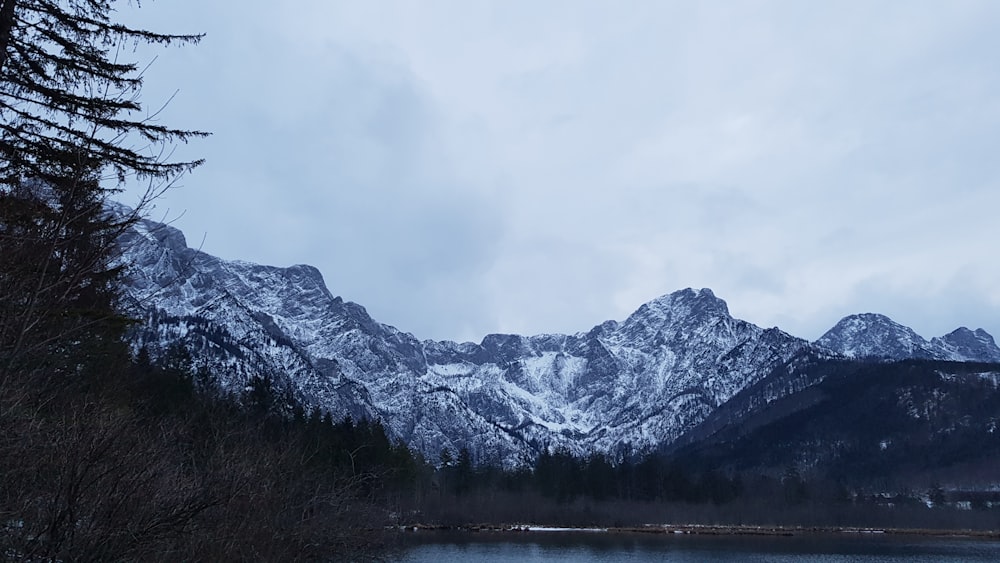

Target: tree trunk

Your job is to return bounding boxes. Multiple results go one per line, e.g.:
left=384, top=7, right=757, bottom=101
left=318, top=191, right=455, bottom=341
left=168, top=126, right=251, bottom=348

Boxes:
left=0, top=0, right=17, bottom=73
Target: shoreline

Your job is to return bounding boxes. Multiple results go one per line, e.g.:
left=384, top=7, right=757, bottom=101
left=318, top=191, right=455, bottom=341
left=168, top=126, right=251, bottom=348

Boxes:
left=396, top=523, right=1000, bottom=540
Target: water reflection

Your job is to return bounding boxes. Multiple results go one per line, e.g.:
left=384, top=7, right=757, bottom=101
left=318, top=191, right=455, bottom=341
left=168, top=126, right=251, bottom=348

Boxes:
left=395, top=531, right=1000, bottom=562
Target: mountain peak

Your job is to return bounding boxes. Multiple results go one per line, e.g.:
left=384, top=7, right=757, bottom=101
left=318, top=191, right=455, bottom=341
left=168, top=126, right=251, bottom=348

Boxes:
left=815, top=313, right=936, bottom=360
left=615, top=288, right=736, bottom=347
left=838, top=312, right=895, bottom=326
left=644, top=287, right=730, bottom=318
left=816, top=314, right=1000, bottom=362
left=286, top=263, right=325, bottom=284
left=931, top=327, right=1000, bottom=363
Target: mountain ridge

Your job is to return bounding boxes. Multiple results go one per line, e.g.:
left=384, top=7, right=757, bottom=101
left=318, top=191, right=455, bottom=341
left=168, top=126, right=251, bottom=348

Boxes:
left=816, top=312, right=1000, bottom=362
left=116, top=206, right=1000, bottom=465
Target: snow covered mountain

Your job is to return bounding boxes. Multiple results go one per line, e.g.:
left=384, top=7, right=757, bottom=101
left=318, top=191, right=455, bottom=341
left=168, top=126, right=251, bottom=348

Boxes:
left=420, top=288, right=806, bottom=460
left=117, top=208, right=999, bottom=465
left=118, top=211, right=525, bottom=464
left=930, top=328, right=1000, bottom=363
left=118, top=210, right=810, bottom=464
left=815, top=313, right=1000, bottom=362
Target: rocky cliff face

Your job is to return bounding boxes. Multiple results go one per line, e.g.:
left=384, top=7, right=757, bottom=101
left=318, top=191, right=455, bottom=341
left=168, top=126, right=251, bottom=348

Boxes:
left=117, top=209, right=999, bottom=466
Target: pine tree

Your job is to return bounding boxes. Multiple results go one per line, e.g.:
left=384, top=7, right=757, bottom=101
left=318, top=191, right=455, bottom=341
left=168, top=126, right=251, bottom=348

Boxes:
left=0, top=1, right=206, bottom=384
left=0, top=0, right=206, bottom=185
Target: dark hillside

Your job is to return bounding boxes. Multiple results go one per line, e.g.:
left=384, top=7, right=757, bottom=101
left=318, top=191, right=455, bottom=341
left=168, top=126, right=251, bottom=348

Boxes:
left=673, top=359, right=1000, bottom=487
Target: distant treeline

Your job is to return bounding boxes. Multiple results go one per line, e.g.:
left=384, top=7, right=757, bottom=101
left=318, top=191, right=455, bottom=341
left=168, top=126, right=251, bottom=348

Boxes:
left=414, top=432, right=1000, bottom=532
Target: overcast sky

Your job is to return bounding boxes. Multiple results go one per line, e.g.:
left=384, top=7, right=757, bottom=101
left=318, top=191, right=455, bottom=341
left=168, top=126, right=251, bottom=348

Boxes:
left=120, top=1, right=1000, bottom=344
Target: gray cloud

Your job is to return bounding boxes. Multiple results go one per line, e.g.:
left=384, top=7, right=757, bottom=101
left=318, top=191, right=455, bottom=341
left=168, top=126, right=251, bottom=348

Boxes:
left=120, top=1, right=1000, bottom=343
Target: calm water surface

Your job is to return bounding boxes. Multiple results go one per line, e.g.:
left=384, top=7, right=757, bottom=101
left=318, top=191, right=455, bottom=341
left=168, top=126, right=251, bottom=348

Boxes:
left=394, top=531, right=1000, bottom=562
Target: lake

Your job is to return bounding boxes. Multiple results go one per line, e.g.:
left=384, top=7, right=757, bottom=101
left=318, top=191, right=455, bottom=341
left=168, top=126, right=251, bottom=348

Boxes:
left=393, top=530, right=1000, bottom=562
